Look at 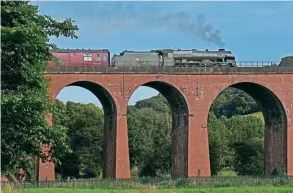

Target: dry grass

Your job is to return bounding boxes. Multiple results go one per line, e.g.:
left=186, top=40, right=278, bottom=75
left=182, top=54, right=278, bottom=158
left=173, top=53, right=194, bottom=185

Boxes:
left=138, top=186, right=157, bottom=193
left=2, top=184, right=17, bottom=193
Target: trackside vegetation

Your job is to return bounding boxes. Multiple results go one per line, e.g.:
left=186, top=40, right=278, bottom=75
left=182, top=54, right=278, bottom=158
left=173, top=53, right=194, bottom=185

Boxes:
left=51, top=88, right=267, bottom=180
left=1, top=0, right=78, bottom=177
left=2, top=177, right=293, bottom=193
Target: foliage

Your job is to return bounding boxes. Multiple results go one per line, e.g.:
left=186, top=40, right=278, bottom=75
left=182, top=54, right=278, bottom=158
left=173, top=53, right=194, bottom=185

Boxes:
left=217, top=169, right=237, bottom=176
left=1, top=0, right=78, bottom=176
left=210, top=87, right=260, bottom=118
left=243, top=112, right=264, bottom=123
left=53, top=100, right=104, bottom=179
left=1, top=184, right=17, bottom=193
left=208, top=113, right=231, bottom=175
left=279, top=56, right=293, bottom=66
left=13, top=186, right=293, bottom=193
left=208, top=114, right=264, bottom=175
left=52, top=87, right=265, bottom=179
left=129, top=94, right=172, bottom=177
left=4, top=177, right=293, bottom=192
left=224, top=116, right=264, bottom=144
left=134, top=94, right=170, bottom=113
left=231, top=139, right=264, bottom=176
left=19, top=187, right=293, bottom=193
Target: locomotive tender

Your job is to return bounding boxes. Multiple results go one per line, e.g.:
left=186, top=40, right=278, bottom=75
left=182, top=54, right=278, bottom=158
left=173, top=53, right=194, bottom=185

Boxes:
left=49, top=48, right=236, bottom=67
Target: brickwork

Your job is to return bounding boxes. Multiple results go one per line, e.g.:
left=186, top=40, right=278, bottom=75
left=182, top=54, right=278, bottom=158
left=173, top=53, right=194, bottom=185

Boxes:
left=36, top=113, right=55, bottom=181
left=37, top=73, right=293, bottom=180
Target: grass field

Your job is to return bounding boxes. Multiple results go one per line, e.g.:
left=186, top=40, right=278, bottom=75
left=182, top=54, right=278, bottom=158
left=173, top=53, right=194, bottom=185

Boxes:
left=217, top=168, right=237, bottom=177
left=22, top=187, right=293, bottom=193
left=244, top=111, right=264, bottom=122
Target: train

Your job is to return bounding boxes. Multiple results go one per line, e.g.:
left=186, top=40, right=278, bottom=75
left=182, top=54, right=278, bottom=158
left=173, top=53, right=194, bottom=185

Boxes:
left=48, top=49, right=110, bottom=67
left=48, top=48, right=237, bottom=67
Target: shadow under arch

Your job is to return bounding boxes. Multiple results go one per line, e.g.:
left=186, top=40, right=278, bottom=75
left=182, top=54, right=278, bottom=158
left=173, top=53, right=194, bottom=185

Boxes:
left=209, top=82, right=288, bottom=175
left=127, top=80, right=189, bottom=178
left=58, top=81, right=117, bottom=178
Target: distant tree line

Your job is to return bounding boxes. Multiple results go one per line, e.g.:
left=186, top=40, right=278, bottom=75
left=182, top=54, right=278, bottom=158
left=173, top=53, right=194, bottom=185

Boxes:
left=51, top=88, right=265, bottom=180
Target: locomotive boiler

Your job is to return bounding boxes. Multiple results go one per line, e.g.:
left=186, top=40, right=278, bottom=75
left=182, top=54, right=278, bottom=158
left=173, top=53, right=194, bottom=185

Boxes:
left=111, top=48, right=237, bottom=67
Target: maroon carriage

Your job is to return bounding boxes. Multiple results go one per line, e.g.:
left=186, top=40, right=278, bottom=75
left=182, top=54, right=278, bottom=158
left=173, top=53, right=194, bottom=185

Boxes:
left=48, top=49, right=110, bottom=67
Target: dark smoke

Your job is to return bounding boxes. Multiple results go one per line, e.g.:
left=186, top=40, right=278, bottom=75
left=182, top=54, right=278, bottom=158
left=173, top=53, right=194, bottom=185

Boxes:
left=88, top=2, right=225, bottom=47
left=154, top=11, right=225, bottom=47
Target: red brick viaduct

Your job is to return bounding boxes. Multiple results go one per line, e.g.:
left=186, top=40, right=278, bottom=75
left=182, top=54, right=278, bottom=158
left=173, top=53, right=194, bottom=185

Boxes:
left=35, top=66, right=293, bottom=181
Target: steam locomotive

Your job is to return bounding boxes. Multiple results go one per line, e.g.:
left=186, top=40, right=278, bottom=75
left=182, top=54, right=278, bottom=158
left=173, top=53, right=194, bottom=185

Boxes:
left=112, top=49, right=236, bottom=67
left=48, top=48, right=237, bottom=67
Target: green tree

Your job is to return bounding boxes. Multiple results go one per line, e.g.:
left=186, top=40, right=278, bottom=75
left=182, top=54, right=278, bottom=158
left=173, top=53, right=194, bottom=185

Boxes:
left=140, top=112, right=172, bottom=177
left=231, top=139, right=264, bottom=176
left=279, top=56, right=293, bottom=66
left=52, top=88, right=266, bottom=178
left=128, top=108, right=157, bottom=175
left=134, top=94, right=170, bottom=113
left=207, top=111, right=265, bottom=176
left=1, top=1, right=78, bottom=177
left=224, top=116, right=264, bottom=144
left=53, top=101, right=104, bottom=179
left=222, top=116, right=264, bottom=175
left=128, top=94, right=172, bottom=177
left=208, top=113, right=230, bottom=175
left=210, top=88, right=259, bottom=118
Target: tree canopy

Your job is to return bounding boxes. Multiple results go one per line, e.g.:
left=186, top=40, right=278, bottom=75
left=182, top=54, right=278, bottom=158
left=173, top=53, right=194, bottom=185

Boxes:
left=52, top=90, right=265, bottom=179
left=279, top=56, right=293, bottom=66
left=1, top=0, right=78, bottom=177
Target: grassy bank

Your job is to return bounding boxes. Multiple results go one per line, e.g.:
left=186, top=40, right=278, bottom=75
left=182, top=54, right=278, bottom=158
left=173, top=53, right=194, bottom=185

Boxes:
left=2, top=176, right=293, bottom=190
left=244, top=111, right=264, bottom=122
left=22, top=187, right=293, bottom=193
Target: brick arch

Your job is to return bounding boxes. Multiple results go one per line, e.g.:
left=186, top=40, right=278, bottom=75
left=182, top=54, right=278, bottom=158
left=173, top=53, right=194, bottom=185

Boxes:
left=49, top=79, right=121, bottom=179
left=126, top=80, right=189, bottom=178
left=55, top=81, right=117, bottom=115
left=40, top=73, right=293, bottom=180
left=49, top=78, right=118, bottom=104
left=207, top=81, right=288, bottom=175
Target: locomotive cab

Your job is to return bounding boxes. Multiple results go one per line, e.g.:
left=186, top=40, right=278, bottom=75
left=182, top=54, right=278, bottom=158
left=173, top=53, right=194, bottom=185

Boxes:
left=224, top=54, right=236, bottom=67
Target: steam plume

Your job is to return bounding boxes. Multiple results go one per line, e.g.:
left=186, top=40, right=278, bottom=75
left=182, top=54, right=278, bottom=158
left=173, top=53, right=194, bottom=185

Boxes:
left=87, top=2, right=225, bottom=47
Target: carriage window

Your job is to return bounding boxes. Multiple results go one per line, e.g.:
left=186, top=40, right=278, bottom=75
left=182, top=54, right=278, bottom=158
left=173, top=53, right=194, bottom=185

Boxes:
left=103, top=55, right=107, bottom=61
left=96, top=55, right=101, bottom=61
left=83, top=53, right=92, bottom=61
